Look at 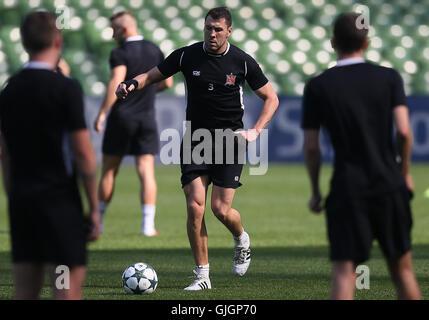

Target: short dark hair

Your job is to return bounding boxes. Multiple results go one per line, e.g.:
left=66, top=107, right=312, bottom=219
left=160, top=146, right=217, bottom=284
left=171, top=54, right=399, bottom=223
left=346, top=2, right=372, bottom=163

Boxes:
left=109, top=10, right=135, bottom=22
left=333, top=13, right=368, bottom=54
left=205, top=6, right=232, bottom=27
left=20, top=11, right=60, bottom=54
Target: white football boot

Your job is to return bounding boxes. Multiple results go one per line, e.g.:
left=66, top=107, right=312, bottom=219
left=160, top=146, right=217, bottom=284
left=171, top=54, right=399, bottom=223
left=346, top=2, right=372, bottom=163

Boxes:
left=184, top=267, right=211, bottom=291
left=233, top=231, right=251, bottom=276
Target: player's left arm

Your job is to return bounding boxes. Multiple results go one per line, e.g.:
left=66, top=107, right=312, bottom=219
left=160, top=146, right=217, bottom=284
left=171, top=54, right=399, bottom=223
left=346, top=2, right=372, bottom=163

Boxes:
left=0, top=132, right=10, bottom=197
left=69, top=129, right=100, bottom=241
left=156, top=76, right=173, bottom=92
left=394, top=105, right=414, bottom=191
left=236, top=82, right=279, bottom=142
left=390, top=69, right=414, bottom=191
left=94, top=65, right=127, bottom=132
left=303, top=129, right=323, bottom=213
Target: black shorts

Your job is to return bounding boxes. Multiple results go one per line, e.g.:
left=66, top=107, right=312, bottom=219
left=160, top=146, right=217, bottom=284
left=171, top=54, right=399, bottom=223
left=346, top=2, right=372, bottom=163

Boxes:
left=325, top=186, right=413, bottom=264
left=102, top=112, right=159, bottom=156
left=180, top=132, right=246, bottom=189
left=181, top=163, right=244, bottom=189
left=9, top=192, right=87, bottom=267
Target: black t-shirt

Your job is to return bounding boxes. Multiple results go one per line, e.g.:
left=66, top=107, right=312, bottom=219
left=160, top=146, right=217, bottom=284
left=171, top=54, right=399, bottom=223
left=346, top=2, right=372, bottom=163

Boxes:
left=158, top=42, right=268, bottom=132
left=110, top=39, right=164, bottom=119
left=301, top=62, right=407, bottom=195
left=0, top=68, right=86, bottom=198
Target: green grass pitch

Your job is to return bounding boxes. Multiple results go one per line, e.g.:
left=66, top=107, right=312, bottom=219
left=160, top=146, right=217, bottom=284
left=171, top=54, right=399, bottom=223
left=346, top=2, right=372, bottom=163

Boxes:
left=0, top=164, right=428, bottom=300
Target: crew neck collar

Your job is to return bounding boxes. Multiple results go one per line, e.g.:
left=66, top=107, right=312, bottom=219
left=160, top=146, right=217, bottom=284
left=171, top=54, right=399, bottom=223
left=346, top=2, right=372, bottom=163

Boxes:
left=24, top=61, right=55, bottom=70
left=202, top=42, right=230, bottom=57
left=125, top=35, right=144, bottom=43
left=336, top=57, right=365, bottom=67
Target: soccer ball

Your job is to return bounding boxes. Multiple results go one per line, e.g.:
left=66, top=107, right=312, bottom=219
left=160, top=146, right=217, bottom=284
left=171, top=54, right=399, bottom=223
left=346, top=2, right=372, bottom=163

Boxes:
left=122, top=262, right=158, bottom=294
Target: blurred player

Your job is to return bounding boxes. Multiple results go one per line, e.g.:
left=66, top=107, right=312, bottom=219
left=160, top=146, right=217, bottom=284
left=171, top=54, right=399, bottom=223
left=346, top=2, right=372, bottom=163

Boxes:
left=93, top=11, right=173, bottom=235
left=0, top=11, right=100, bottom=299
left=301, top=12, right=421, bottom=300
left=116, top=7, right=279, bottom=290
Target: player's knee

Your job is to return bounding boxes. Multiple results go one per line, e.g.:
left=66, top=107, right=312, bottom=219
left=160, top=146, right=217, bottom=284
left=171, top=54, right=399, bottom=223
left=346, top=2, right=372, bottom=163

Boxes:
left=333, top=261, right=355, bottom=278
left=138, top=172, right=156, bottom=188
left=187, top=200, right=205, bottom=218
left=211, top=202, right=229, bottom=221
left=101, top=167, right=119, bottom=182
left=388, top=251, right=412, bottom=269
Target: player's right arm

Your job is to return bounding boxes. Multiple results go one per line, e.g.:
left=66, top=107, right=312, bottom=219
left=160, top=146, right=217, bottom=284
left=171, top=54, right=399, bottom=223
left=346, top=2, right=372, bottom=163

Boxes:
left=94, top=65, right=127, bottom=132
left=117, top=47, right=184, bottom=99
left=0, top=132, right=10, bottom=197
left=116, top=66, right=166, bottom=99
left=394, top=105, right=414, bottom=191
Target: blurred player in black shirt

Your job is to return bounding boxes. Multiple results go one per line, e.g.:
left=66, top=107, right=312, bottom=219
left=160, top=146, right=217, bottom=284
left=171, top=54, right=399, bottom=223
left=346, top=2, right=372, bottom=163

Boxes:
left=94, top=11, right=172, bottom=236
left=0, top=11, right=100, bottom=299
left=301, top=13, right=420, bottom=299
left=116, top=7, right=278, bottom=290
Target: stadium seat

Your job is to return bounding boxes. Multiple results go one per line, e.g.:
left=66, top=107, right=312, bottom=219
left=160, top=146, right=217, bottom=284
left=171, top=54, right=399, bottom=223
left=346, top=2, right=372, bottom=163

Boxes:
left=0, top=0, right=427, bottom=96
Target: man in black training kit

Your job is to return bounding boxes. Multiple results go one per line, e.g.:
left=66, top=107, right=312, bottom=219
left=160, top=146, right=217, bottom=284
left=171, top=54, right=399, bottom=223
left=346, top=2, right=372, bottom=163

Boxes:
left=0, top=11, right=100, bottom=299
left=116, top=7, right=279, bottom=290
left=94, top=11, right=172, bottom=236
left=302, top=12, right=421, bottom=299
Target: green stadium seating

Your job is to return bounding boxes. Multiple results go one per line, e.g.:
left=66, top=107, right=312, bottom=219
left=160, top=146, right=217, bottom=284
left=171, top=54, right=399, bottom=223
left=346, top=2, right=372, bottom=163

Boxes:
left=0, top=0, right=427, bottom=96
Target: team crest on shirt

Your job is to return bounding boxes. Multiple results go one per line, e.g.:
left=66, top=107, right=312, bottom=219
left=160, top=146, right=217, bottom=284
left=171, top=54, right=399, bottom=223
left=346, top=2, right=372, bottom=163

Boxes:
left=225, top=73, right=236, bottom=86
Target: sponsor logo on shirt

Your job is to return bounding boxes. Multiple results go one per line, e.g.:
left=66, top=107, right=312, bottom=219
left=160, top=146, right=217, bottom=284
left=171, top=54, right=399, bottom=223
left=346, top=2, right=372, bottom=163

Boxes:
left=193, top=71, right=201, bottom=76
left=225, top=73, right=236, bottom=86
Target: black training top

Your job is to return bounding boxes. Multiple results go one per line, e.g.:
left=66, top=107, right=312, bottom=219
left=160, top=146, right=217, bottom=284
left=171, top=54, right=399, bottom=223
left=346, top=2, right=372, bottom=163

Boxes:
left=301, top=62, right=407, bottom=196
left=0, top=68, right=86, bottom=198
left=110, top=39, right=164, bottom=119
left=158, top=41, right=268, bottom=132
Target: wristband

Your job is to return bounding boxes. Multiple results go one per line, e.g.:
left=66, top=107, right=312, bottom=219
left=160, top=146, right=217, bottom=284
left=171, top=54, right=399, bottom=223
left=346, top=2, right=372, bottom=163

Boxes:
left=121, top=79, right=138, bottom=90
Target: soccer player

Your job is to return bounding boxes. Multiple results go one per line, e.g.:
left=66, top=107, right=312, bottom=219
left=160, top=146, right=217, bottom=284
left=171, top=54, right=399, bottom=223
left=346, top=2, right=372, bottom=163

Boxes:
left=93, top=11, right=173, bottom=235
left=301, top=13, right=421, bottom=300
left=116, top=7, right=279, bottom=290
left=0, top=11, right=100, bottom=299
